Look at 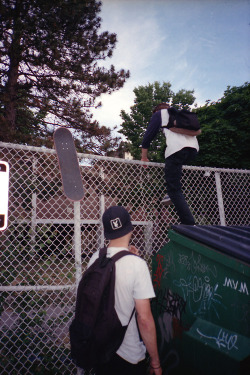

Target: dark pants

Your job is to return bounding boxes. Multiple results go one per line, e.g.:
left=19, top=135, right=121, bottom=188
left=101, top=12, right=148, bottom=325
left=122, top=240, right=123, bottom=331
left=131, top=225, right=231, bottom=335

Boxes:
left=95, top=354, right=147, bottom=375
left=165, top=147, right=198, bottom=225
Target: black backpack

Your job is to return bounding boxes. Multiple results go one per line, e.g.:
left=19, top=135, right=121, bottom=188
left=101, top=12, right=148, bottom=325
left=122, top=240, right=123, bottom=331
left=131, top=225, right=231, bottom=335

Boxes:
left=165, top=107, right=200, bottom=131
left=69, top=247, right=137, bottom=370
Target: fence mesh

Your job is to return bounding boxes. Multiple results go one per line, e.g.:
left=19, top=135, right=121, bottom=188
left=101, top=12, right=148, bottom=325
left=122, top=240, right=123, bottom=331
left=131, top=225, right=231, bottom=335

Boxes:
left=0, top=142, right=249, bottom=374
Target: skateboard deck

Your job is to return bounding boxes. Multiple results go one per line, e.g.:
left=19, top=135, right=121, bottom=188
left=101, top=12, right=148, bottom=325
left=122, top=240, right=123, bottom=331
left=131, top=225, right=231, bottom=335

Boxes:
left=54, top=127, right=84, bottom=201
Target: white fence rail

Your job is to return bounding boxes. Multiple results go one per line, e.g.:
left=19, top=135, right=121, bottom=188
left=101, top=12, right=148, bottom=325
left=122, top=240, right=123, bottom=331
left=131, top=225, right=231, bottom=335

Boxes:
left=0, top=141, right=249, bottom=374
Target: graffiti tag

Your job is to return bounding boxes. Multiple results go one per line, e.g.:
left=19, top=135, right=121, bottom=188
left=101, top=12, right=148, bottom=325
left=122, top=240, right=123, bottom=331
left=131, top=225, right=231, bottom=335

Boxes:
left=178, top=252, right=217, bottom=277
left=163, top=251, right=176, bottom=278
left=223, top=277, right=249, bottom=295
left=197, top=327, right=238, bottom=351
left=153, top=254, right=164, bottom=288
left=154, top=288, right=186, bottom=317
left=174, top=275, right=224, bottom=318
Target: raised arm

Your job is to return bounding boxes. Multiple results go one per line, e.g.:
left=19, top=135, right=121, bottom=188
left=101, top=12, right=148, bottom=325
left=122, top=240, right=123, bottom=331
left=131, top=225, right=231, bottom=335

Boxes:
left=141, top=148, right=149, bottom=162
left=140, top=111, right=162, bottom=162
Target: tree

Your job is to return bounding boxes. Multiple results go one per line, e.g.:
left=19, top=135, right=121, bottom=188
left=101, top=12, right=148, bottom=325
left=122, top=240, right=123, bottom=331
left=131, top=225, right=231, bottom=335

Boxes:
left=0, top=0, right=129, bottom=151
left=120, top=81, right=250, bottom=169
left=195, top=82, right=250, bottom=169
left=119, top=81, right=196, bottom=162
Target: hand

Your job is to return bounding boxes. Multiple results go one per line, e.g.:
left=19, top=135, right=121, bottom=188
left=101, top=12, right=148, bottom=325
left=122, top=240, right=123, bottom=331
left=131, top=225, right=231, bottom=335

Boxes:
left=141, top=148, right=149, bottom=167
left=141, top=157, right=149, bottom=168
left=149, top=366, right=162, bottom=375
left=128, top=245, right=140, bottom=255
left=149, top=360, right=162, bottom=375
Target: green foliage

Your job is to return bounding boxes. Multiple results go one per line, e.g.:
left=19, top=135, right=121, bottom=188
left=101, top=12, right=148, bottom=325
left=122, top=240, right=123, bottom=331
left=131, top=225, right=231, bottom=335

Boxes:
left=0, top=293, right=74, bottom=374
left=1, top=242, right=75, bottom=373
left=195, top=82, right=250, bottom=169
left=120, top=81, right=250, bottom=169
left=119, top=81, right=196, bottom=162
left=172, top=89, right=196, bottom=110
left=0, top=0, right=129, bottom=152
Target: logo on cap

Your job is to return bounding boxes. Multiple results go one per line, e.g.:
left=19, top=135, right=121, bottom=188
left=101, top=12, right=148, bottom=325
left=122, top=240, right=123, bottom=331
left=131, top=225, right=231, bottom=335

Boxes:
left=111, top=217, right=122, bottom=230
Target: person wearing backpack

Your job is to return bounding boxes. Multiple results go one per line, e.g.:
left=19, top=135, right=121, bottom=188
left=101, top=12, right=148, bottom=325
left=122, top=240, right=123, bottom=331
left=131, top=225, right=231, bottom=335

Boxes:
left=141, top=102, right=201, bottom=225
left=87, top=206, right=162, bottom=375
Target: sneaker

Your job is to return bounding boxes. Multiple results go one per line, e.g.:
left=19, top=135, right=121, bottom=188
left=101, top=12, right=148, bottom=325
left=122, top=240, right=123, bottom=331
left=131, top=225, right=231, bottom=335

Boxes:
left=161, top=194, right=173, bottom=206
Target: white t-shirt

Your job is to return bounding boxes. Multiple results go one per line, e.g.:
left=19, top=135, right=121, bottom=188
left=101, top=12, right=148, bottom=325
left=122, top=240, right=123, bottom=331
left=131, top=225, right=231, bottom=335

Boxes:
left=161, top=109, right=199, bottom=159
left=88, top=247, right=156, bottom=364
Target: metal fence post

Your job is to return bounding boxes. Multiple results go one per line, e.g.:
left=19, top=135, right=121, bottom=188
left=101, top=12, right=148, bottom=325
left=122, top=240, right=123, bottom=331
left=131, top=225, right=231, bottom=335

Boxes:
left=31, top=192, right=37, bottom=255
left=98, top=167, right=105, bottom=248
left=144, top=221, right=153, bottom=253
left=74, top=201, right=82, bottom=290
left=99, top=194, right=105, bottom=248
left=215, top=172, right=226, bottom=226
left=30, top=157, right=37, bottom=255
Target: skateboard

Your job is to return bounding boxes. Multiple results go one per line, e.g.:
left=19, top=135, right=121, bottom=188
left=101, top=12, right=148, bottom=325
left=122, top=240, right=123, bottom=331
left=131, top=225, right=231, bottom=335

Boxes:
left=54, top=127, right=84, bottom=201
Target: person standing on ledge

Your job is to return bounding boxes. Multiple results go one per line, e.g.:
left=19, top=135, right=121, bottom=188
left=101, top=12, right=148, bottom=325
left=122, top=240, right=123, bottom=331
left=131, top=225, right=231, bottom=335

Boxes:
left=141, top=102, right=201, bottom=225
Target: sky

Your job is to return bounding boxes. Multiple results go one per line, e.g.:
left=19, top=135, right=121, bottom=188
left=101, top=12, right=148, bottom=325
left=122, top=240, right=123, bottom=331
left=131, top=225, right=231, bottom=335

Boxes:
left=91, top=0, right=250, bottom=133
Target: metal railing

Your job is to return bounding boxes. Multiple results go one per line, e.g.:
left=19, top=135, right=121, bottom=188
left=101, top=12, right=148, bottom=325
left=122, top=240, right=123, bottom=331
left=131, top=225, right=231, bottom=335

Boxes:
left=0, top=141, right=249, bottom=374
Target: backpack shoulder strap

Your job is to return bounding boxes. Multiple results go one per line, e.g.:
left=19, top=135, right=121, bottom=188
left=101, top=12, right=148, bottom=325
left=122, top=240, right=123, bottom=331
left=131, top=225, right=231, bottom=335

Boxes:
left=99, top=246, right=107, bottom=258
left=111, top=251, right=137, bottom=327
left=161, top=107, right=177, bottom=129
left=160, top=108, right=169, bottom=128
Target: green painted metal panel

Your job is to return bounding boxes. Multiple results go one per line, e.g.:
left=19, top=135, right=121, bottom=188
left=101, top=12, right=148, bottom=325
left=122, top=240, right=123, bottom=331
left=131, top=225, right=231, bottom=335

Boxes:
left=182, top=318, right=250, bottom=375
left=152, top=226, right=250, bottom=375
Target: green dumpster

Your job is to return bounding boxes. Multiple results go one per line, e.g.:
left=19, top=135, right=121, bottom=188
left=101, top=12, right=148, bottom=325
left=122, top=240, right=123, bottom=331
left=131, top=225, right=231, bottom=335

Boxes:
left=152, top=225, right=250, bottom=375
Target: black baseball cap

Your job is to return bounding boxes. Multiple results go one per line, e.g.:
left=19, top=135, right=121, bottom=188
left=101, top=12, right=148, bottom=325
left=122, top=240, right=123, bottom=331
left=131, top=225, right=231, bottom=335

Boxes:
left=102, top=206, right=133, bottom=240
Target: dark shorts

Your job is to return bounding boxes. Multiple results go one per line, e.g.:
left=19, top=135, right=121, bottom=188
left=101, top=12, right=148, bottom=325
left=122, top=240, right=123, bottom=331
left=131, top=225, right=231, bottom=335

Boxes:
left=95, top=354, right=147, bottom=375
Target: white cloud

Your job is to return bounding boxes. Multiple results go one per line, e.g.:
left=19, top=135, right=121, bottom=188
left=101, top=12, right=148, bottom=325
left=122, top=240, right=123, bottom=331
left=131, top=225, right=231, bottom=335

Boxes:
left=91, top=0, right=250, bottom=131
left=92, top=1, right=165, bottom=128
left=100, top=2, right=165, bottom=72
left=93, top=83, right=135, bottom=130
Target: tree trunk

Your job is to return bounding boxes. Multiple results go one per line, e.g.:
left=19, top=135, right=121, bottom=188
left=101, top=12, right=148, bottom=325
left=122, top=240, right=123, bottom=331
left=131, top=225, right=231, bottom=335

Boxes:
left=5, top=63, right=19, bottom=134
left=4, top=0, right=22, bottom=137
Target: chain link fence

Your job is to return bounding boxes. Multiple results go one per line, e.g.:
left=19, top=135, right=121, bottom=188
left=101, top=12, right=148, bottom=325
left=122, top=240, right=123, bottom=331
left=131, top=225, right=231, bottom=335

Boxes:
left=0, top=141, right=249, bottom=374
